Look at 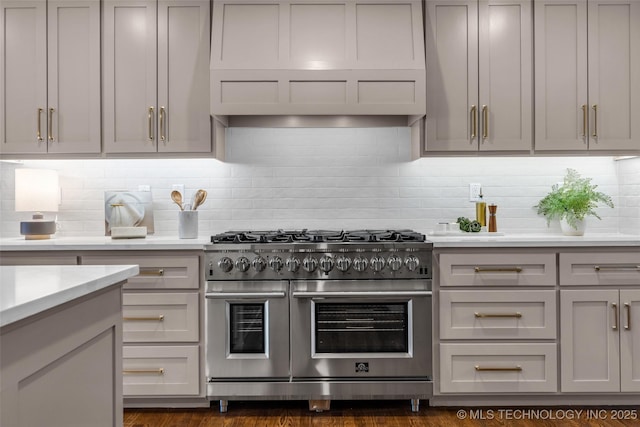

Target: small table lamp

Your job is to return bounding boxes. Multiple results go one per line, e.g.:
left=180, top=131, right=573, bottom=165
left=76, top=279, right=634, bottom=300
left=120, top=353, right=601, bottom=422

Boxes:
left=15, top=169, right=60, bottom=240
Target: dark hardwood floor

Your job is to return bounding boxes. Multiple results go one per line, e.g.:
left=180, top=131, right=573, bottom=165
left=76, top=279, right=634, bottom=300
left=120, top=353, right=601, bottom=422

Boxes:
left=124, top=401, right=640, bottom=427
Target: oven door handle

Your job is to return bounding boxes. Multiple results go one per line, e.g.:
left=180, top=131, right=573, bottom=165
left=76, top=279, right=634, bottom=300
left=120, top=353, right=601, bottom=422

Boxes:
left=205, top=292, right=286, bottom=299
left=291, top=291, right=432, bottom=298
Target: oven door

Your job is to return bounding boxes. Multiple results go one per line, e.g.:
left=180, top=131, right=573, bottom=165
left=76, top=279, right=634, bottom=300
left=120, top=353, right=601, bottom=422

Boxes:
left=205, top=280, right=289, bottom=380
left=290, top=280, right=432, bottom=379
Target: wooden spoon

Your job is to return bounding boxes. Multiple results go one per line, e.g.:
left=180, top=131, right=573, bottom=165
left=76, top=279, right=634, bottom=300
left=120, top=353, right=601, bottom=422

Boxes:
left=192, top=189, right=207, bottom=210
left=171, top=190, right=184, bottom=211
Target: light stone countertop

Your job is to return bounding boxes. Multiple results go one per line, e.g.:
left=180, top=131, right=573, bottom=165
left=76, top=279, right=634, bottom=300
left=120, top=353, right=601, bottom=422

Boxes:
left=421, top=232, right=640, bottom=248
left=0, top=264, right=139, bottom=328
left=0, top=235, right=209, bottom=251
left=0, top=233, right=638, bottom=251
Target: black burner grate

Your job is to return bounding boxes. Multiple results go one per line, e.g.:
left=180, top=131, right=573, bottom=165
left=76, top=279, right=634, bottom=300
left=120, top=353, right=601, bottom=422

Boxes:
left=210, top=229, right=425, bottom=244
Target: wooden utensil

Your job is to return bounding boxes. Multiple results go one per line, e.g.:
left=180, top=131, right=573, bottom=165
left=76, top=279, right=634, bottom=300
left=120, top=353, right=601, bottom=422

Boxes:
left=171, top=190, right=184, bottom=211
left=192, top=189, right=207, bottom=210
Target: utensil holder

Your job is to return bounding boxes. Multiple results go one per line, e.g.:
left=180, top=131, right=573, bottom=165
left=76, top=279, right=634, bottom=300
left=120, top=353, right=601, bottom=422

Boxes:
left=178, top=211, right=198, bottom=239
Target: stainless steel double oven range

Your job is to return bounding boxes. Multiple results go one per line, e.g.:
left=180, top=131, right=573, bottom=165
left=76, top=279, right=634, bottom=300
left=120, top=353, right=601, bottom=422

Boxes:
left=204, top=229, right=433, bottom=412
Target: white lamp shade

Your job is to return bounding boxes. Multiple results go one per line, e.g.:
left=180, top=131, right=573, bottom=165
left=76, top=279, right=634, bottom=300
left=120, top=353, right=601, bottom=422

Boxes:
left=15, top=169, right=60, bottom=212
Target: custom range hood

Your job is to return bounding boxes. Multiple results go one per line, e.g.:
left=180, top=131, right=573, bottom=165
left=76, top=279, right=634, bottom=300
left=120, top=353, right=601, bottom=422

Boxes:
left=210, top=0, right=425, bottom=128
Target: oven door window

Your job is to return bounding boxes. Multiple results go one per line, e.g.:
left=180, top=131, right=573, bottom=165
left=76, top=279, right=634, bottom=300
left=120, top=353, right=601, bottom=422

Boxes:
left=229, top=303, right=264, bottom=353
left=314, top=302, right=408, bottom=353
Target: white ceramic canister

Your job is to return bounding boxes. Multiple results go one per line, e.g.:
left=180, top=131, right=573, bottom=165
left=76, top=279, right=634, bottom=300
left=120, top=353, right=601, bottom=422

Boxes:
left=178, top=211, right=198, bottom=239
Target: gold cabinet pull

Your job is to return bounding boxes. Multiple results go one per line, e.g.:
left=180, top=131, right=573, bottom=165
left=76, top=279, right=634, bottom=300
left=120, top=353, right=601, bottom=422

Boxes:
left=123, top=315, right=164, bottom=321
left=148, top=106, right=155, bottom=141
left=474, top=267, right=522, bottom=273
left=36, top=108, right=44, bottom=141
left=482, top=105, right=488, bottom=139
left=475, top=365, right=522, bottom=372
left=612, top=303, right=618, bottom=331
left=592, top=104, right=598, bottom=137
left=159, top=106, right=166, bottom=142
left=581, top=104, right=588, bottom=138
left=123, top=368, right=164, bottom=375
left=48, top=107, right=54, bottom=141
left=475, top=312, right=522, bottom=318
left=594, top=265, right=640, bottom=271
left=470, top=105, right=477, bottom=139
left=138, top=269, right=164, bottom=277
left=624, top=303, right=631, bottom=331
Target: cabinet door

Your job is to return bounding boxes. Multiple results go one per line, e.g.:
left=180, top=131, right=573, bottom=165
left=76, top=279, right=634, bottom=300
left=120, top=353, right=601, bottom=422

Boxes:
left=47, top=0, right=101, bottom=154
left=157, top=0, right=210, bottom=153
left=620, top=289, right=640, bottom=392
left=425, top=0, right=479, bottom=152
left=560, top=289, right=620, bottom=392
left=103, top=0, right=158, bottom=153
left=587, top=0, right=640, bottom=151
left=0, top=1, right=47, bottom=154
left=478, top=0, right=532, bottom=151
left=534, top=0, right=588, bottom=151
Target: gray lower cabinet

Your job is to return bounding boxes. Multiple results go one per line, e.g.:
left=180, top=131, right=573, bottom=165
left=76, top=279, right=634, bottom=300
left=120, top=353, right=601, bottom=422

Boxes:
left=559, top=251, right=640, bottom=393
left=0, top=249, right=206, bottom=406
left=81, top=252, right=203, bottom=401
left=437, top=251, right=558, bottom=394
left=0, top=283, right=123, bottom=427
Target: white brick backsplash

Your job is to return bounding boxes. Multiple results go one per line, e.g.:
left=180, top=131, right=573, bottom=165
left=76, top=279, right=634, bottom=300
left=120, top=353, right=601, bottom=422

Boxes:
left=1, top=128, right=638, bottom=238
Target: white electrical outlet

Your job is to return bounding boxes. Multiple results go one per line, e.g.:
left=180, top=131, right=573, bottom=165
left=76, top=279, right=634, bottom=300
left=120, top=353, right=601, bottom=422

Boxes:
left=138, top=184, right=151, bottom=192
left=172, top=184, right=185, bottom=196
left=469, top=183, right=482, bottom=202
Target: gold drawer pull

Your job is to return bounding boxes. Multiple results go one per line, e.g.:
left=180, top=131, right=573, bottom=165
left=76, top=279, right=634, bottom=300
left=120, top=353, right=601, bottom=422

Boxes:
left=624, top=303, right=631, bottom=331
left=612, top=303, right=619, bottom=331
left=475, top=312, right=522, bottom=318
left=475, top=365, right=522, bottom=372
left=594, top=265, right=640, bottom=271
left=37, top=108, right=44, bottom=141
left=123, top=368, right=164, bottom=375
left=123, top=315, right=164, bottom=321
left=474, top=267, right=522, bottom=273
left=138, top=269, right=164, bottom=277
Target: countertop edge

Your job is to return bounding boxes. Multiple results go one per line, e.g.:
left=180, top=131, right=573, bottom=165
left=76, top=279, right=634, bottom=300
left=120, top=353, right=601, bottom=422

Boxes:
left=0, top=265, right=139, bottom=328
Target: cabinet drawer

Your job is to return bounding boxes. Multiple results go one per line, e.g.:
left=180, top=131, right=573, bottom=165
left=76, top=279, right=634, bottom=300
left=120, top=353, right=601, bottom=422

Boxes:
left=439, top=253, right=556, bottom=287
left=560, top=252, right=640, bottom=286
left=82, top=254, right=200, bottom=289
left=440, top=343, right=557, bottom=393
left=123, top=292, right=199, bottom=342
left=440, top=290, right=556, bottom=339
left=123, top=345, right=199, bottom=396
left=0, top=252, right=77, bottom=265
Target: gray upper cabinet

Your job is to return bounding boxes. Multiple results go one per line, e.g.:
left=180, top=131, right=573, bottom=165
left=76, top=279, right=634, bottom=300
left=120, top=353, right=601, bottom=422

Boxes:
left=535, top=0, right=640, bottom=153
left=0, top=0, right=101, bottom=156
left=103, top=0, right=211, bottom=154
left=424, top=0, right=532, bottom=153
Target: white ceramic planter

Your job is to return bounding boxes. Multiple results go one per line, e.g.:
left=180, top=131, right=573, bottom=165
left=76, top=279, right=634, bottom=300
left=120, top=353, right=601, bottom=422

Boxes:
left=560, top=218, right=586, bottom=236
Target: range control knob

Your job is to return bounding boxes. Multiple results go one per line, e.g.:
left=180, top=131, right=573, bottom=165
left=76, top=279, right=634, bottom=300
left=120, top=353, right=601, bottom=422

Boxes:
left=370, top=255, right=386, bottom=272
left=252, top=256, right=267, bottom=272
left=269, top=256, right=284, bottom=272
left=353, top=256, right=368, bottom=272
left=303, top=256, right=318, bottom=273
left=336, top=255, right=352, bottom=272
left=218, top=257, right=233, bottom=272
left=235, top=256, right=250, bottom=272
left=405, top=255, right=420, bottom=271
left=387, top=254, right=403, bottom=271
left=319, top=255, right=334, bottom=273
left=286, top=257, right=300, bottom=272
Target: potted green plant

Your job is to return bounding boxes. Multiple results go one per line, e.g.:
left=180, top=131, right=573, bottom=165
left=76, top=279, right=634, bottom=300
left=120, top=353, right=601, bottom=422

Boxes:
left=534, top=168, right=614, bottom=236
